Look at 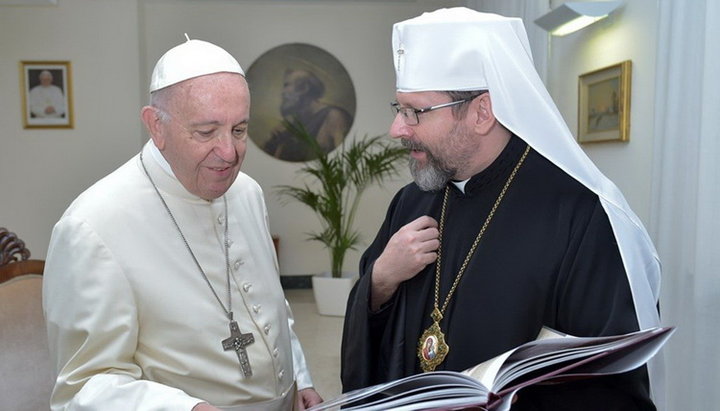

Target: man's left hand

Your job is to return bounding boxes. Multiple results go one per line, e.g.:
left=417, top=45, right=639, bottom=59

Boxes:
left=296, top=387, right=323, bottom=410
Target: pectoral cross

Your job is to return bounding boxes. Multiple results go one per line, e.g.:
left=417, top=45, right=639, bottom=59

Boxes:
left=222, top=320, right=255, bottom=377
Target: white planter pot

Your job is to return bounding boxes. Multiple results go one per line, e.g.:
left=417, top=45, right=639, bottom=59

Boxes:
left=311, top=272, right=358, bottom=317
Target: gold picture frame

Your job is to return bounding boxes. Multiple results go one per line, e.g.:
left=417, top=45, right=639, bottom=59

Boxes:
left=20, top=60, right=74, bottom=129
left=577, top=60, right=631, bottom=143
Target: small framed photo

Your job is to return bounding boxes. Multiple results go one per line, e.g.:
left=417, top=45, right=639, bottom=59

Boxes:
left=20, top=61, right=74, bottom=129
left=577, top=60, right=631, bottom=143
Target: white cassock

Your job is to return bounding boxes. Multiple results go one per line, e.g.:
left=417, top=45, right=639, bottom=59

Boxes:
left=28, top=84, right=65, bottom=118
left=43, top=141, right=313, bottom=410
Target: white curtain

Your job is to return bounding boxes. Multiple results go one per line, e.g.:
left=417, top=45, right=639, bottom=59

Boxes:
left=465, top=0, right=549, bottom=82
left=651, top=0, right=720, bottom=410
left=468, top=1, right=720, bottom=409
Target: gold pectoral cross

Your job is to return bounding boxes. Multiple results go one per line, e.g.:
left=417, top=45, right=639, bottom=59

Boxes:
left=222, top=320, right=255, bottom=377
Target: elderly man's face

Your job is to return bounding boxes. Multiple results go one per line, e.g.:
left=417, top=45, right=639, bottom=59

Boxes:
left=280, top=70, right=308, bottom=115
left=39, top=71, right=53, bottom=87
left=153, top=72, right=250, bottom=200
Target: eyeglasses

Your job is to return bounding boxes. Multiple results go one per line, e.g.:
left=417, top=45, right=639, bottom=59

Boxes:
left=390, top=98, right=474, bottom=126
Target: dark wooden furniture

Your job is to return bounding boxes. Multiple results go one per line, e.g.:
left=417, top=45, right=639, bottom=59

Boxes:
left=0, top=227, right=52, bottom=410
left=0, top=227, right=45, bottom=282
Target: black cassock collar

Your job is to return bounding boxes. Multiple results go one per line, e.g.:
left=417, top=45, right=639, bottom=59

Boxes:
left=448, top=134, right=528, bottom=198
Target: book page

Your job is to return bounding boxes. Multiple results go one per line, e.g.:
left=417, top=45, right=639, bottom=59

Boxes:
left=461, top=326, right=567, bottom=389
left=309, top=327, right=674, bottom=411
left=536, top=326, right=567, bottom=340
left=535, top=327, right=674, bottom=378
left=307, top=371, right=485, bottom=411
left=347, top=388, right=487, bottom=411
left=493, top=327, right=675, bottom=396
left=376, top=394, right=490, bottom=411
left=463, top=350, right=514, bottom=389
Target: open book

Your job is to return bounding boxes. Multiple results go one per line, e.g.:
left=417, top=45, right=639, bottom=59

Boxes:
left=310, top=326, right=674, bottom=411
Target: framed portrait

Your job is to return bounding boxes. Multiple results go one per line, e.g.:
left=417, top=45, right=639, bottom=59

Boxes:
left=577, top=60, right=631, bottom=143
left=245, top=43, right=356, bottom=162
left=19, top=61, right=74, bottom=129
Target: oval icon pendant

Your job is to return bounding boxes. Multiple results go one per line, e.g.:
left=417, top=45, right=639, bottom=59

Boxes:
left=418, top=321, right=449, bottom=372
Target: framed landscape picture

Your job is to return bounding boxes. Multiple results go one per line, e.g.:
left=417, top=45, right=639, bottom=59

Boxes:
left=20, top=60, right=74, bottom=129
left=577, top=60, right=631, bottom=143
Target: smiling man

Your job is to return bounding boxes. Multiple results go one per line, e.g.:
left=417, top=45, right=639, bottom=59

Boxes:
left=43, top=38, right=322, bottom=411
left=341, top=8, right=662, bottom=410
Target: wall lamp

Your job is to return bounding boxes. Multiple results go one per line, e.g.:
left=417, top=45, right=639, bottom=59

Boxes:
left=535, top=1, right=622, bottom=36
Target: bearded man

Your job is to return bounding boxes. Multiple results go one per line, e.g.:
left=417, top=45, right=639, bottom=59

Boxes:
left=341, top=8, right=661, bottom=410
left=263, top=69, right=352, bottom=162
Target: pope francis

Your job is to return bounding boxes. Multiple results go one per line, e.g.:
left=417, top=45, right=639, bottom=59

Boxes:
left=43, top=37, right=323, bottom=411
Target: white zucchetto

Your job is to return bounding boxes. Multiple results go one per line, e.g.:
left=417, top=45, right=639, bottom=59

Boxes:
left=149, top=36, right=244, bottom=93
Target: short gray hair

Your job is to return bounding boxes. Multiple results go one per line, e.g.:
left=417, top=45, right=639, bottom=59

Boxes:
left=149, top=86, right=175, bottom=123
left=443, top=90, right=488, bottom=117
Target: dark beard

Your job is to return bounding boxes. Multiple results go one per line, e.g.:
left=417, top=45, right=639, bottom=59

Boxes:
left=401, top=139, right=454, bottom=192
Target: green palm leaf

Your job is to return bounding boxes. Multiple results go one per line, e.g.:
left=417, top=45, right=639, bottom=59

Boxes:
left=276, top=119, right=407, bottom=278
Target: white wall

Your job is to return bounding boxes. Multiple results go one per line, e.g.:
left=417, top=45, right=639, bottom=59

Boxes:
left=139, top=0, right=468, bottom=275
left=545, top=0, right=658, bottom=224
left=0, top=0, right=657, bottom=276
left=0, top=0, right=463, bottom=275
left=0, top=0, right=143, bottom=258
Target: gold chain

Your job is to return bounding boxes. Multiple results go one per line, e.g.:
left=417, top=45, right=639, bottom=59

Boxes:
left=418, top=145, right=531, bottom=372
left=434, top=145, right=531, bottom=317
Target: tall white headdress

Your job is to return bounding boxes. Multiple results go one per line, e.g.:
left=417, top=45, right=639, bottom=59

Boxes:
left=392, top=7, right=660, bottom=331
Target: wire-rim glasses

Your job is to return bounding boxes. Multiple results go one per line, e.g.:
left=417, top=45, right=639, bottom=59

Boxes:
left=390, top=98, right=474, bottom=126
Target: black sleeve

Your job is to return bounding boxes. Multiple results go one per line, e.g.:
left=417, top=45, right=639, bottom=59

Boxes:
left=515, top=200, right=655, bottom=410
left=340, top=192, right=401, bottom=392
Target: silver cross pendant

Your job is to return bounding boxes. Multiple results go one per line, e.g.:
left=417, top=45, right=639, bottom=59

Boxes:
left=222, top=320, right=255, bottom=377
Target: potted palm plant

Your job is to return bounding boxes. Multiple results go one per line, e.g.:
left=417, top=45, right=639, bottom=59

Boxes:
left=277, top=120, right=407, bottom=316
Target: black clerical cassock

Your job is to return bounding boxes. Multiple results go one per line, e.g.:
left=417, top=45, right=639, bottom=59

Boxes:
left=341, top=136, right=655, bottom=410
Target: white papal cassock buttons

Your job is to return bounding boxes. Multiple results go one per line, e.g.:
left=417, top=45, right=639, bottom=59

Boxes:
left=252, top=304, right=261, bottom=314
left=233, top=259, right=244, bottom=270
left=217, top=215, right=224, bottom=225
left=278, top=370, right=284, bottom=380
left=264, top=324, right=271, bottom=335
left=273, top=347, right=279, bottom=357
left=242, top=282, right=252, bottom=292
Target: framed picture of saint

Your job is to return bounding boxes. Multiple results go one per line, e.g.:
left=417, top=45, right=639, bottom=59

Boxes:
left=245, top=43, right=356, bottom=162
